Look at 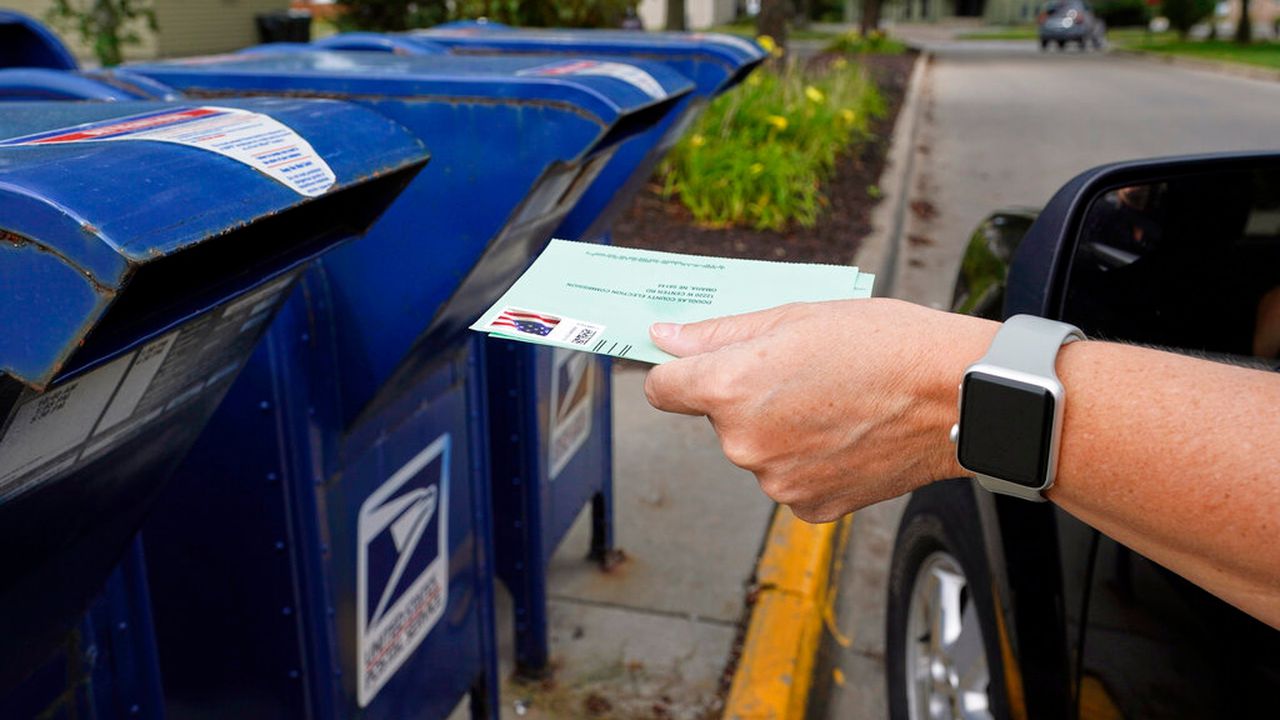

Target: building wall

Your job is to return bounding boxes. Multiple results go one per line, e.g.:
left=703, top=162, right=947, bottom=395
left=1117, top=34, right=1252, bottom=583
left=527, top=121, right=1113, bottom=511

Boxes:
left=638, top=0, right=738, bottom=30
left=153, top=0, right=290, bottom=57
left=3, top=0, right=288, bottom=63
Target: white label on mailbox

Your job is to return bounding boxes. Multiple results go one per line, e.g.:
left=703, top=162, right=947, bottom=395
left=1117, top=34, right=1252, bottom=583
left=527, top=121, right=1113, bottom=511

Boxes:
left=95, top=331, right=178, bottom=435
left=357, top=435, right=450, bottom=707
left=0, top=353, right=134, bottom=487
left=688, top=32, right=767, bottom=58
left=0, top=106, right=336, bottom=197
left=549, top=348, right=594, bottom=480
left=519, top=59, right=667, bottom=100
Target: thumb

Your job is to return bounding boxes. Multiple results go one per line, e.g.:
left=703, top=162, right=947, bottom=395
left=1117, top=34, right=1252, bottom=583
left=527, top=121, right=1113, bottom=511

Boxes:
left=650, top=303, right=803, bottom=358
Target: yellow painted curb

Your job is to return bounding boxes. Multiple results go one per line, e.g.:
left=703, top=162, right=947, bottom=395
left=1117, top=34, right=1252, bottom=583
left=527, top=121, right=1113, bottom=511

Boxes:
left=723, top=507, right=850, bottom=719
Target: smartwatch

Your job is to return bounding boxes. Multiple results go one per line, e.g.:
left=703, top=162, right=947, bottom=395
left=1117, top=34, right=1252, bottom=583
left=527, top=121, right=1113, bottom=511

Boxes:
left=950, top=315, right=1085, bottom=501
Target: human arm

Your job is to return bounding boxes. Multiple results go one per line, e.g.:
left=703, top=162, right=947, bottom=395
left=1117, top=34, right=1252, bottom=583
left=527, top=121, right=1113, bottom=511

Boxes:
left=642, top=299, right=1280, bottom=627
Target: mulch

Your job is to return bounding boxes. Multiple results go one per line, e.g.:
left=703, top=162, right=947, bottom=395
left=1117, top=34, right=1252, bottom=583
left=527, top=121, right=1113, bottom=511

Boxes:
left=611, top=50, right=918, bottom=266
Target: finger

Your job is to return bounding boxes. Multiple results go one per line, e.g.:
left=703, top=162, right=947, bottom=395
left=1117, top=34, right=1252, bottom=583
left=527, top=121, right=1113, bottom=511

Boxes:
left=649, top=303, right=806, bottom=358
left=643, top=355, right=714, bottom=416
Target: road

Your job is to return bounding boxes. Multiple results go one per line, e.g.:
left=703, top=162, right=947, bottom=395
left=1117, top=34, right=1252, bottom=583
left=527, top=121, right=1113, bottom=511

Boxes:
left=823, top=37, right=1280, bottom=718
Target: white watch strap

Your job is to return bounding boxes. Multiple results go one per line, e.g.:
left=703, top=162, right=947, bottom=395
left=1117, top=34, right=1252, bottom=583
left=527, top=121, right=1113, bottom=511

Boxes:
left=979, top=314, right=1085, bottom=377
left=972, top=315, right=1084, bottom=501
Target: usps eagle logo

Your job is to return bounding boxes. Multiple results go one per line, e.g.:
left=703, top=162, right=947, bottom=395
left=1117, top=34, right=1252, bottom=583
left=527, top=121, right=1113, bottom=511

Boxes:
left=491, top=308, right=561, bottom=337
left=356, top=435, right=450, bottom=707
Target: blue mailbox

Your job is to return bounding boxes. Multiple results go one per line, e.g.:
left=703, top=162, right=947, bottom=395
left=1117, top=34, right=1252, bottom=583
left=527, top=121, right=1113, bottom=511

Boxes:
left=107, top=51, right=692, bottom=715
left=0, top=10, right=77, bottom=70
left=0, top=98, right=428, bottom=712
left=249, top=28, right=765, bottom=675
left=308, top=26, right=764, bottom=675
left=414, top=22, right=765, bottom=240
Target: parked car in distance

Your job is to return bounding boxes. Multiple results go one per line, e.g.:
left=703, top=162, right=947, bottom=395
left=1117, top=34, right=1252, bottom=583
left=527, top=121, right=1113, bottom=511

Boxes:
left=1039, top=0, right=1106, bottom=50
left=886, top=153, right=1280, bottom=720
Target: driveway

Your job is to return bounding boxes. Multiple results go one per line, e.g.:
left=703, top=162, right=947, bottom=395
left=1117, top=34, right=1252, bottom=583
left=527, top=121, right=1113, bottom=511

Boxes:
left=824, top=36, right=1280, bottom=718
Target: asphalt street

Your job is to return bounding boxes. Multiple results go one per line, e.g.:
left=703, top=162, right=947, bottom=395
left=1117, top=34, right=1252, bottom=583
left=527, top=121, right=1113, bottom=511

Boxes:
left=824, top=35, right=1280, bottom=718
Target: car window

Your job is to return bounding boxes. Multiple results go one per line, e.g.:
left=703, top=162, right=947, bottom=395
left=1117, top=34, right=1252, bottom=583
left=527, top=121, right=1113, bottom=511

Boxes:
left=1062, top=168, right=1280, bottom=360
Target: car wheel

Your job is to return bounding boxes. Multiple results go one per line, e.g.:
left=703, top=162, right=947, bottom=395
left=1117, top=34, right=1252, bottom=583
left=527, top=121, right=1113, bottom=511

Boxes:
left=1078, top=38, right=1088, bottom=51
left=1057, top=39, right=1066, bottom=49
left=1039, top=38, right=1049, bottom=51
left=887, top=479, right=1010, bottom=720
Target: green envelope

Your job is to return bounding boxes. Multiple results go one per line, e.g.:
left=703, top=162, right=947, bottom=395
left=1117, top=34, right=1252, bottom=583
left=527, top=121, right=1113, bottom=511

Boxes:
left=471, top=239, right=875, bottom=364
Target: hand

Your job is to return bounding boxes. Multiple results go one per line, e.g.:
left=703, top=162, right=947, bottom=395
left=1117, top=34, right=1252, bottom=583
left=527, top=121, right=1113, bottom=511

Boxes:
left=643, top=299, right=998, bottom=523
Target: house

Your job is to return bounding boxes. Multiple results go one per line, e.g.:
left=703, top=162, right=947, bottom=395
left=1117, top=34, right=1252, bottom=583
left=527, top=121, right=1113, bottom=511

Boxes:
left=5, top=0, right=291, bottom=63
left=637, top=0, right=739, bottom=30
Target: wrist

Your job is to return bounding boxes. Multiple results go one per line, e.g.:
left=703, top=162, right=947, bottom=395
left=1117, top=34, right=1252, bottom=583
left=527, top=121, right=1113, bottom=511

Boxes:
left=919, top=312, right=1000, bottom=483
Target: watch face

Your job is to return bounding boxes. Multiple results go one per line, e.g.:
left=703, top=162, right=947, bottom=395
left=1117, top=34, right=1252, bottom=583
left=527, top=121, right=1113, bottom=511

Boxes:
left=957, top=372, right=1055, bottom=488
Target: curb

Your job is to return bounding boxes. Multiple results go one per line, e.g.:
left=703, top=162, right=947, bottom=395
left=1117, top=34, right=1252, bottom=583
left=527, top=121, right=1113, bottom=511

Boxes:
left=722, top=508, right=852, bottom=719
left=1111, top=47, right=1280, bottom=83
left=854, top=50, right=931, bottom=298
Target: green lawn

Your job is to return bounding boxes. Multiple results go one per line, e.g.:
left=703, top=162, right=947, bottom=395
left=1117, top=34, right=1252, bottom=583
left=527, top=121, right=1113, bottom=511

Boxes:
left=1113, top=31, right=1280, bottom=70
left=958, top=26, right=1039, bottom=41
left=709, top=21, right=838, bottom=41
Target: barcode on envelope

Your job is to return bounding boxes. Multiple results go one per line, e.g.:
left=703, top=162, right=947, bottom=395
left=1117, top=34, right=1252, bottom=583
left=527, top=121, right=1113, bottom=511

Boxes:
left=568, top=325, right=599, bottom=346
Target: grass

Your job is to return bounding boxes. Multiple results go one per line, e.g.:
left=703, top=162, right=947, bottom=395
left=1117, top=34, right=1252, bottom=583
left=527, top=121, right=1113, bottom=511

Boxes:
left=658, top=57, right=886, bottom=230
left=710, top=20, right=839, bottom=41
left=1112, top=30, right=1280, bottom=70
left=958, top=25, right=1040, bottom=41
left=824, top=29, right=908, bottom=54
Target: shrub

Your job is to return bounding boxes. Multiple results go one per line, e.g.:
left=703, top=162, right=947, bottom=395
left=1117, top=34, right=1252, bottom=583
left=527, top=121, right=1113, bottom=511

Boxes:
left=659, top=57, right=886, bottom=231
left=825, top=29, right=907, bottom=55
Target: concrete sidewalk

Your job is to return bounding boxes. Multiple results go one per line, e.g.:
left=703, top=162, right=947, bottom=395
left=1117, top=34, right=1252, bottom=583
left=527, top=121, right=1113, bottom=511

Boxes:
left=492, top=369, right=773, bottom=719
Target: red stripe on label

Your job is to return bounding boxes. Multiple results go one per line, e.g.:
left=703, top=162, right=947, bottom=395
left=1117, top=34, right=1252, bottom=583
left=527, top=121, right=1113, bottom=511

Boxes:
left=30, top=108, right=222, bottom=144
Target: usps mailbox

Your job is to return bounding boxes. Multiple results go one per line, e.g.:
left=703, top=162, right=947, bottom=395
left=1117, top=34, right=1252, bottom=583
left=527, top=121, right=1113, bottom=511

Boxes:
left=109, top=50, right=691, bottom=713
left=0, top=10, right=77, bottom=70
left=305, top=26, right=764, bottom=674
left=0, top=98, right=428, bottom=711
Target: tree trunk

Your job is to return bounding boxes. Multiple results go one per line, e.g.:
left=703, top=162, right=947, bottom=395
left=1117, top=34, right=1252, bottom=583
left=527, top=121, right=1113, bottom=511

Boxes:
left=860, top=0, right=881, bottom=34
left=757, top=0, right=790, bottom=49
left=794, top=0, right=811, bottom=30
left=1235, top=0, right=1253, bottom=43
left=665, top=0, right=686, bottom=30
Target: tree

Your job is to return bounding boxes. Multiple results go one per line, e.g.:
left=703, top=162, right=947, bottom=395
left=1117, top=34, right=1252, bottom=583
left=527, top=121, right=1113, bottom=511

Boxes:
left=1235, top=0, right=1253, bottom=43
left=338, top=0, right=445, bottom=31
left=1160, top=0, right=1214, bottom=39
left=860, top=0, right=881, bottom=35
left=666, top=0, right=686, bottom=30
left=47, top=0, right=155, bottom=67
left=757, top=0, right=791, bottom=50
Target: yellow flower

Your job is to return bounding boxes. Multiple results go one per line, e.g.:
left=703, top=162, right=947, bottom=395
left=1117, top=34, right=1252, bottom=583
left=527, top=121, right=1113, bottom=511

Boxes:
left=756, top=35, right=777, bottom=55
left=765, top=114, right=788, bottom=131
left=804, top=85, right=825, bottom=103
left=840, top=109, right=856, bottom=124
left=747, top=72, right=762, bottom=86
left=690, top=134, right=706, bottom=148
left=832, top=57, right=849, bottom=70
left=749, top=162, right=765, bottom=175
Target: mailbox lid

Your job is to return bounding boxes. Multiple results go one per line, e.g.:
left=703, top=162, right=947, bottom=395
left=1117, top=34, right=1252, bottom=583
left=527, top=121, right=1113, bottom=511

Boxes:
left=0, top=68, right=180, bottom=102
left=415, top=24, right=765, bottom=96
left=0, top=98, right=429, bottom=389
left=119, top=50, right=694, bottom=127
left=0, top=11, right=77, bottom=71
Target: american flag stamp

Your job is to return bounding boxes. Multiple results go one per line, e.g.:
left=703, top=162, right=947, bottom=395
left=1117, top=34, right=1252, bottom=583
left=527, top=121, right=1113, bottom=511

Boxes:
left=486, top=307, right=605, bottom=348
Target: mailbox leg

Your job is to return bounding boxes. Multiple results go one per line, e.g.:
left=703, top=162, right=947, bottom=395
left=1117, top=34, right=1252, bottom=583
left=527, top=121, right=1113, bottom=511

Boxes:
left=589, top=357, right=623, bottom=570
left=513, top=551, right=552, bottom=680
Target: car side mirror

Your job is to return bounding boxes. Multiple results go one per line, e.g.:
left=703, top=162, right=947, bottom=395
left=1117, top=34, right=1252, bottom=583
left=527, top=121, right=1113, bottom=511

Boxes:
left=1004, top=153, right=1280, bottom=361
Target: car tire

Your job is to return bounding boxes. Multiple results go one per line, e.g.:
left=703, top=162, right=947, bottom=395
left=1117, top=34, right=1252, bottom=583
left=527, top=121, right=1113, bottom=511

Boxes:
left=886, top=479, right=1011, bottom=720
left=1057, top=39, right=1066, bottom=49
left=1040, top=38, right=1049, bottom=51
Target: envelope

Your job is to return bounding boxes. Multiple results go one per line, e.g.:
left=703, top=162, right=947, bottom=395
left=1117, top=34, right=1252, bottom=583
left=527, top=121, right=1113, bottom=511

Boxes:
left=471, top=239, right=875, bottom=364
